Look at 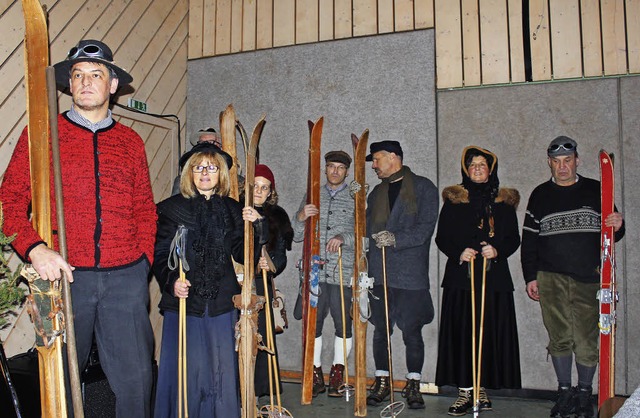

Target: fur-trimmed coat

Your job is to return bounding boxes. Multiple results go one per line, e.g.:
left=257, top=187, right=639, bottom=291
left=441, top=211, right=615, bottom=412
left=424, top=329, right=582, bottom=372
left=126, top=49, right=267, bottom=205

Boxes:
left=436, top=185, right=521, bottom=291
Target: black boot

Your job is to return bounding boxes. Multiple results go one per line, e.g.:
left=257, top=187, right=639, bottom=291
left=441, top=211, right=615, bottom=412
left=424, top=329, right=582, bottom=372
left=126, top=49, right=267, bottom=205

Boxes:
left=367, top=376, right=391, bottom=406
left=312, top=366, right=325, bottom=397
left=575, top=385, right=594, bottom=418
left=550, top=386, right=576, bottom=418
left=448, top=388, right=472, bottom=416
left=479, top=387, right=493, bottom=411
left=401, top=379, right=425, bottom=409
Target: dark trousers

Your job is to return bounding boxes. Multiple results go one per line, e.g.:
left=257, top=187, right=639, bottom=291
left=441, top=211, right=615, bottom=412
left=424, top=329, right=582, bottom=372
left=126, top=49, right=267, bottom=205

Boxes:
left=370, top=286, right=434, bottom=374
left=71, top=259, right=154, bottom=418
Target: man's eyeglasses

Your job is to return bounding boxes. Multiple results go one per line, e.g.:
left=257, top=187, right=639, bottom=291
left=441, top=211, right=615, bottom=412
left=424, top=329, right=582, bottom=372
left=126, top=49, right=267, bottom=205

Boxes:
left=68, top=44, right=105, bottom=60
left=192, top=165, right=219, bottom=173
left=548, top=142, right=576, bottom=153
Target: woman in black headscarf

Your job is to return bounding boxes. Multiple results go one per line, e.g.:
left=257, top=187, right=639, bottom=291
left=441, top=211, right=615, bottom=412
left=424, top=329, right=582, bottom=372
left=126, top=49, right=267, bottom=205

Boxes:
left=435, top=146, right=522, bottom=416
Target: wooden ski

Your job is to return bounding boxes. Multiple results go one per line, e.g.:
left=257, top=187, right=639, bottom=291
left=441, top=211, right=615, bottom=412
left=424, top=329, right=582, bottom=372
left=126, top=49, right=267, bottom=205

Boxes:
left=220, top=104, right=240, bottom=200
left=300, top=117, right=323, bottom=405
left=350, top=129, right=369, bottom=416
left=21, top=1, right=67, bottom=416
left=597, top=149, right=617, bottom=411
left=233, top=115, right=266, bottom=418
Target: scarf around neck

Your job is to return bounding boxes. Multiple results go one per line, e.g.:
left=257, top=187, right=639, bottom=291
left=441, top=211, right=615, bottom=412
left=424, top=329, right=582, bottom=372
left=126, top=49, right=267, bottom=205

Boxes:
left=370, top=165, right=417, bottom=234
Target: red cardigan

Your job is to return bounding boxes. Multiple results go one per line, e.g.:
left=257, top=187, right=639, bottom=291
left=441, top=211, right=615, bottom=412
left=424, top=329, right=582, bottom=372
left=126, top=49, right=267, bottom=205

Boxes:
left=0, top=113, right=157, bottom=269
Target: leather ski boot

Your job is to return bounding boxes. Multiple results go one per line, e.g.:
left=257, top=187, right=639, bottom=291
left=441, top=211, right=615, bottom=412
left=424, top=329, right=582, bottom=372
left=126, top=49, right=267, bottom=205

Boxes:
left=479, top=387, right=493, bottom=411
left=312, top=366, right=325, bottom=397
left=327, top=364, right=345, bottom=397
left=550, top=386, right=576, bottom=418
left=401, top=378, right=425, bottom=409
left=448, top=388, right=472, bottom=416
left=575, top=385, right=594, bottom=418
left=367, top=376, right=391, bottom=406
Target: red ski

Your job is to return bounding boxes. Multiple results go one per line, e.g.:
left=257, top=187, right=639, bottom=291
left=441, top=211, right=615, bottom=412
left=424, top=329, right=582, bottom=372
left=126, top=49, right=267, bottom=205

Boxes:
left=350, top=130, right=370, bottom=416
left=300, top=117, right=323, bottom=405
left=597, top=149, right=617, bottom=410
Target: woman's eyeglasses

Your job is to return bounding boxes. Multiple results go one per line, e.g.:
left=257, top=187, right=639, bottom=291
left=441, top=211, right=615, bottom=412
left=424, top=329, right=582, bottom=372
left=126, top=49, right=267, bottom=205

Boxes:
left=192, top=165, right=219, bottom=173
left=548, top=142, right=576, bottom=153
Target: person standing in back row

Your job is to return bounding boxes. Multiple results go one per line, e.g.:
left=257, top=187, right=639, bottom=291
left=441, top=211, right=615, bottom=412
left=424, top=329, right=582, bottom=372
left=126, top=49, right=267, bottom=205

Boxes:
left=365, top=140, right=438, bottom=410
left=521, top=136, right=624, bottom=418
left=292, top=150, right=355, bottom=398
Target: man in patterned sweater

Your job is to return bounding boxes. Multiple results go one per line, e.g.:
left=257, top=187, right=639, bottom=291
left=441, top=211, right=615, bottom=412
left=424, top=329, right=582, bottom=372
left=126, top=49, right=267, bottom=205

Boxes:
left=521, top=136, right=624, bottom=418
left=0, top=40, right=157, bottom=417
left=292, top=150, right=355, bottom=397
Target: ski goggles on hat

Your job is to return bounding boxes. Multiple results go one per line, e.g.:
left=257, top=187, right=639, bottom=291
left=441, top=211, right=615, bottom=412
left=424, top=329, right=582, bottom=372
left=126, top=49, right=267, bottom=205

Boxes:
left=67, top=44, right=108, bottom=61
left=547, top=142, right=576, bottom=153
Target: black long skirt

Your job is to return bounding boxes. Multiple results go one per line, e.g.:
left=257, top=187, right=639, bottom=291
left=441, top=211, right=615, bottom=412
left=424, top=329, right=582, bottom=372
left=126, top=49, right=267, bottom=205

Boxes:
left=435, top=287, right=522, bottom=389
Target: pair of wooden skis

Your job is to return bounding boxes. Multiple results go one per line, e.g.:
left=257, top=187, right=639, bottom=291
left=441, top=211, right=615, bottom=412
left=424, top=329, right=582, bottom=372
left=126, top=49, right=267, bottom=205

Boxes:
left=299, top=118, right=370, bottom=416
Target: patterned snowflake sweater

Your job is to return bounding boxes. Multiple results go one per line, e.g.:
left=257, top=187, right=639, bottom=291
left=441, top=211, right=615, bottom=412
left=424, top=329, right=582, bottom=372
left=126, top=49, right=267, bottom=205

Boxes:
left=521, top=176, right=624, bottom=284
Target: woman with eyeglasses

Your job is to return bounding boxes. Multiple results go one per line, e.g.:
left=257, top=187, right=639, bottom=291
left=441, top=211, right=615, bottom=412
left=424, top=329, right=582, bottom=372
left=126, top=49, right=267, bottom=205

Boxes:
left=434, top=146, right=522, bottom=416
left=152, top=142, right=267, bottom=418
left=240, top=164, right=294, bottom=405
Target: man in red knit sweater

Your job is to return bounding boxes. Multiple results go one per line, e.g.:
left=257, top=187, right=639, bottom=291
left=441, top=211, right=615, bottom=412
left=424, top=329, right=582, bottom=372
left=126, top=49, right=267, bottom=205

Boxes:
left=0, top=40, right=157, bottom=417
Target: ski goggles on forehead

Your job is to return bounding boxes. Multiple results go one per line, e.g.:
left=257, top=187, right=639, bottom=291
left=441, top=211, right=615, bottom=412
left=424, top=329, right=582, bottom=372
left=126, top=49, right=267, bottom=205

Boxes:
left=67, top=44, right=107, bottom=60
left=548, top=142, right=576, bottom=153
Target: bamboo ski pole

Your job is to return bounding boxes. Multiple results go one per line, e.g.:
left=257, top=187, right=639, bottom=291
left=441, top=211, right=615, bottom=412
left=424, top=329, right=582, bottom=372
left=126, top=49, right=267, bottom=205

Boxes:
left=45, top=66, right=84, bottom=418
left=261, top=267, right=276, bottom=413
left=337, top=247, right=354, bottom=400
left=380, top=246, right=404, bottom=418
left=259, top=248, right=292, bottom=418
left=470, top=257, right=478, bottom=417
left=474, top=257, right=488, bottom=418
left=178, top=259, right=188, bottom=418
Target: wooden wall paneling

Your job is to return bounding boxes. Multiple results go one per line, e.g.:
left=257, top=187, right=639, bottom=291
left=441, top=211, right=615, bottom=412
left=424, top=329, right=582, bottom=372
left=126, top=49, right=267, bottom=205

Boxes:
left=462, top=0, right=481, bottom=87
left=319, top=0, right=334, bottom=41
left=215, top=0, right=232, bottom=54
left=256, top=0, right=274, bottom=49
left=231, top=0, right=243, bottom=52
left=103, top=0, right=150, bottom=54
left=242, top=0, right=258, bottom=51
left=378, top=0, right=394, bottom=33
left=0, top=116, right=25, bottom=177
left=188, top=0, right=204, bottom=57
left=46, top=0, right=84, bottom=39
left=529, top=0, right=551, bottom=80
left=353, top=0, right=377, bottom=36
left=549, top=0, right=581, bottom=79
left=334, top=0, right=352, bottom=39
left=480, top=0, right=511, bottom=85
left=273, top=0, right=295, bottom=47
left=601, top=0, right=627, bottom=75
left=395, top=0, right=415, bottom=32
left=127, top=0, right=188, bottom=101
left=415, top=0, right=434, bottom=29
left=627, top=0, right=640, bottom=73
left=202, top=0, right=217, bottom=56
left=507, top=0, right=525, bottom=82
left=67, top=0, right=131, bottom=56
left=435, top=0, right=463, bottom=88
left=115, top=0, right=178, bottom=78
left=1, top=0, right=15, bottom=16
left=581, top=0, right=603, bottom=76
left=296, top=0, right=319, bottom=44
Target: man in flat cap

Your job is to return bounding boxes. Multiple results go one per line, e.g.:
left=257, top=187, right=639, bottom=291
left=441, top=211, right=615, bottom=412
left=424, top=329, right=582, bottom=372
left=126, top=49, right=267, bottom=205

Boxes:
left=0, top=39, right=157, bottom=417
left=521, top=136, right=624, bottom=418
left=365, top=140, right=438, bottom=409
left=292, top=150, right=356, bottom=397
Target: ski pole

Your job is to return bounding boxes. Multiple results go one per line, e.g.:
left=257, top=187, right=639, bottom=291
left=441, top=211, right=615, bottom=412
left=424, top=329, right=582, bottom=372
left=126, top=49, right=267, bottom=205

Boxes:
left=470, top=257, right=479, bottom=418
left=380, top=246, right=404, bottom=418
left=178, top=258, right=189, bottom=418
left=337, top=246, right=354, bottom=401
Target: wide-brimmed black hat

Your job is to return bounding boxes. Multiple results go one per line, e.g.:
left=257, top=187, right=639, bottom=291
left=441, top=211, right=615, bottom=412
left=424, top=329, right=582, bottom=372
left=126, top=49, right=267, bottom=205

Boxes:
left=365, top=140, right=404, bottom=161
left=179, top=142, right=233, bottom=171
left=53, top=40, right=133, bottom=90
